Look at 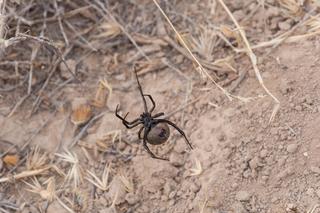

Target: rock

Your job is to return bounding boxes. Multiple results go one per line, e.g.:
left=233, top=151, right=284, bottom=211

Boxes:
left=310, top=166, right=320, bottom=174
left=168, top=191, right=176, bottom=199
left=189, top=182, right=201, bottom=193
left=295, top=105, right=302, bottom=111
left=233, top=10, right=246, bottom=20
left=99, top=208, right=117, bottom=213
left=47, top=201, right=69, bottom=213
left=306, top=188, right=315, bottom=196
left=169, top=152, right=184, bottom=167
left=236, top=191, right=251, bottom=201
left=286, top=203, right=297, bottom=212
left=286, top=144, right=298, bottom=153
left=278, top=21, right=292, bottom=31
left=232, top=203, right=248, bottom=213
left=280, top=80, right=292, bottom=94
left=163, top=179, right=176, bottom=196
left=267, top=7, right=280, bottom=17
left=125, top=193, right=139, bottom=205
left=316, top=189, right=320, bottom=198
left=249, top=156, right=261, bottom=170
left=260, top=149, right=268, bottom=158
left=59, top=59, right=76, bottom=79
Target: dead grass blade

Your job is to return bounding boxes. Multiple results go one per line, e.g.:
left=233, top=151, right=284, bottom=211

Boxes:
left=0, top=166, right=51, bottom=183
left=199, top=196, right=208, bottom=213
left=56, top=197, right=75, bottom=213
left=191, top=27, right=219, bottom=62
left=55, top=150, right=83, bottom=189
left=92, top=78, right=113, bottom=108
left=86, top=163, right=111, bottom=191
left=152, top=0, right=233, bottom=101
left=308, top=204, right=320, bottom=213
left=118, top=172, right=134, bottom=193
left=26, top=146, right=48, bottom=170
left=217, top=0, right=280, bottom=122
left=93, top=21, right=121, bottom=39
left=189, top=158, right=203, bottom=176
left=23, top=177, right=56, bottom=202
left=279, top=0, right=304, bottom=16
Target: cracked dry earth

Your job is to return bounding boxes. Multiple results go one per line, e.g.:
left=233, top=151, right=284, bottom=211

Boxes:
left=1, top=39, right=320, bottom=213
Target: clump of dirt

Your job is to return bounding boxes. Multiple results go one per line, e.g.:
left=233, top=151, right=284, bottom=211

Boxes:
left=1, top=0, right=320, bottom=213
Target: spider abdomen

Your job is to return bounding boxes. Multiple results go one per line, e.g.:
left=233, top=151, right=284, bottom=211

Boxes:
left=147, top=123, right=170, bottom=145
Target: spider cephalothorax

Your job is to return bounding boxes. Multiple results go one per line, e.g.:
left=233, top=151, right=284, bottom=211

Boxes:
left=115, top=67, right=193, bottom=160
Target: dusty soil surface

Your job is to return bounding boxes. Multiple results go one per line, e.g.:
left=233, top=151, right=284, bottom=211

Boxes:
left=1, top=0, right=320, bottom=213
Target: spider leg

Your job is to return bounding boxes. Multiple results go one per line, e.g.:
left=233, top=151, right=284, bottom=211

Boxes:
left=142, top=127, right=168, bottom=161
left=143, top=94, right=155, bottom=113
left=138, top=126, right=144, bottom=139
left=155, top=119, right=193, bottom=150
left=151, top=112, right=164, bottom=119
left=115, top=105, right=142, bottom=128
left=123, top=112, right=141, bottom=125
left=134, top=66, right=148, bottom=113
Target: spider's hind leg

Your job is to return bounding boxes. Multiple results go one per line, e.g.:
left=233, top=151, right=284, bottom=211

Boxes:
left=142, top=128, right=168, bottom=161
left=155, top=119, right=193, bottom=150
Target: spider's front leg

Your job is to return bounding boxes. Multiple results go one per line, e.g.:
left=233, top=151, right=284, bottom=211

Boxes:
left=155, top=119, right=193, bottom=150
left=115, top=105, right=141, bottom=129
left=143, top=94, right=155, bottom=113
left=142, top=127, right=168, bottom=161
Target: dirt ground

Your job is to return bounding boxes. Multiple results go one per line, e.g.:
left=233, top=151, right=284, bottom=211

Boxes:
left=1, top=0, right=320, bottom=213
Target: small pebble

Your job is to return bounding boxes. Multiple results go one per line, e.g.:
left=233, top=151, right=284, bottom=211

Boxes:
left=190, top=182, right=201, bottom=193
left=125, top=193, right=139, bottom=205
left=286, top=203, right=297, bottom=212
left=169, top=152, right=184, bottom=167
left=295, top=105, right=302, bottom=111
left=249, top=156, right=260, bottom=170
left=310, top=166, right=320, bottom=174
left=286, top=144, right=298, bottom=153
left=47, top=201, right=70, bottom=213
left=260, top=149, right=268, bottom=158
left=278, top=21, right=292, bottom=31
left=236, top=190, right=251, bottom=201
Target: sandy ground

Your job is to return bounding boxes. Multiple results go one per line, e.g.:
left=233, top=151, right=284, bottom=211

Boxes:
left=1, top=0, right=320, bottom=213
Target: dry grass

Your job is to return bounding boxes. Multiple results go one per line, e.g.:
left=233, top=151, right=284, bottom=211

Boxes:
left=86, top=163, right=111, bottom=191
left=189, top=157, right=203, bottom=176
left=1, top=0, right=320, bottom=212
left=55, top=150, right=83, bottom=189
left=23, top=177, right=56, bottom=202
left=26, top=146, right=48, bottom=170
left=118, top=172, right=134, bottom=193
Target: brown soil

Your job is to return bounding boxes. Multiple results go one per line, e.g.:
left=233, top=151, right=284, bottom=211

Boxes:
left=1, top=1, right=320, bottom=213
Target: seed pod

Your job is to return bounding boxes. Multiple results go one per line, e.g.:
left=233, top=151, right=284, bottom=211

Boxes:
left=71, top=104, right=92, bottom=126
left=147, top=123, right=170, bottom=145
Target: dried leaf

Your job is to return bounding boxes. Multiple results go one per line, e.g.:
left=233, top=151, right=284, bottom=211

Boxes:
left=189, top=158, right=203, bottom=176
left=3, top=154, right=19, bottom=166
left=71, top=104, right=92, bottom=126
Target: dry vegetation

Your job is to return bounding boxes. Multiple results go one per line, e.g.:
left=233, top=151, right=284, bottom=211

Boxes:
left=0, top=0, right=320, bottom=212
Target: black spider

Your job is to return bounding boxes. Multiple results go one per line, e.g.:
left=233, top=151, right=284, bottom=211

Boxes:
left=115, top=67, right=193, bottom=160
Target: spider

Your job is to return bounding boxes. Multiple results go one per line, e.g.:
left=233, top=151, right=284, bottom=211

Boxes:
left=115, top=67, right=193, bottom=160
